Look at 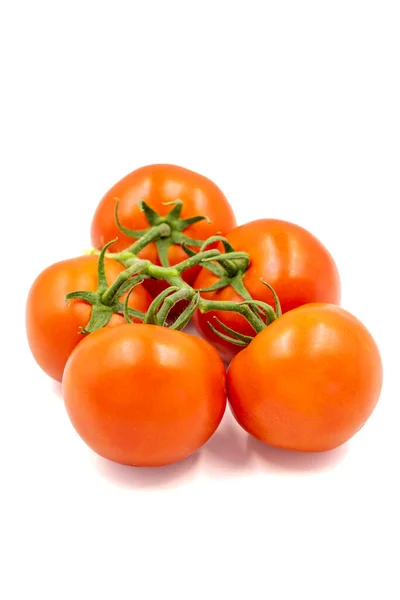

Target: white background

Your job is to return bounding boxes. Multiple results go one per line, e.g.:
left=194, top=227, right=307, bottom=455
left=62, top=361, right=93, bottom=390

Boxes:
left=1, top=1, right=399, bottom=598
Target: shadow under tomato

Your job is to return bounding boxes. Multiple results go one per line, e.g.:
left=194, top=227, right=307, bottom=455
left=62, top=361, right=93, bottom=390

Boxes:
left=202, top=411, right=254, bottom=474
left=247, top=435, right=349, bottom=473
left=51, top=380, right=63, bottom=399
left=93, top=406, right=349, bottom=485
left=95, top=451, right=200, bottom=489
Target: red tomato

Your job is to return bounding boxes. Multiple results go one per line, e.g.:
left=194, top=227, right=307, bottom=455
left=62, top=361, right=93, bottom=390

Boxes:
left=63, top=324, right=227, bottom=467
left=26, top=255, right=151, bottom=382
left=193, top=219, right=341, bottom=361
left=91, top=164, right=237, bottom=295
left=227, top=304, right=383, bottom=452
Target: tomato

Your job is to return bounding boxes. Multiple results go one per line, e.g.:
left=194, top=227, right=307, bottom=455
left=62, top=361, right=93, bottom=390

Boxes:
left=227, top=304, right=382, bottom=452
left=193, top=219, right=341, bottom=361
left=63, top=324, right=227, bottom=467
left=91, top=164, right=237, bottom=294
left=26, top=255, right=151, bottom=382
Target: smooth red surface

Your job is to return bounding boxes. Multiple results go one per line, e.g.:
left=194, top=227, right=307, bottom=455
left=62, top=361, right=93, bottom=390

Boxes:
left=193, top=219, right=341, bottom=361
left=227, top=304, right=383, bottom=452
left=63, top=325, right=227, bottom=467
left=26, top=255, right=152, bottom=382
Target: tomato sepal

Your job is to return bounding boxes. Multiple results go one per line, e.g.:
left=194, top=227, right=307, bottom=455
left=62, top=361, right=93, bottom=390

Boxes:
left=113, top=198, right=213, bottom=267
left=141, top=286, right=181, bottom=324
left=208, top=317, right=253, bottom=345
left=66, top=240, right=147, bottom=334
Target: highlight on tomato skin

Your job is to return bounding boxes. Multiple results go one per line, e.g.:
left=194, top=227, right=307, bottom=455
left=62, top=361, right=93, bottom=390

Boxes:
left=25, top=255, right=152, bottom=382
left=227, top=303, right=383, bottom=453
left=62, top=324, right=227, bottom=467
left=193, top=218, right=341, bottom=363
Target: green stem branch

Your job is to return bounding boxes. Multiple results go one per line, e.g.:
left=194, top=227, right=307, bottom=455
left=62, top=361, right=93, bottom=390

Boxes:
left=77, top=236, right=278, bottom=344
left=127, top=223, right=171, bottom=255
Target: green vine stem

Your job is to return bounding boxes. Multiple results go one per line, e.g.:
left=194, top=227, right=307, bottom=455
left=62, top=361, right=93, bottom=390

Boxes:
left=72, top=243, right=279, bottom=343
left=77, top=199, right=282, bottom=345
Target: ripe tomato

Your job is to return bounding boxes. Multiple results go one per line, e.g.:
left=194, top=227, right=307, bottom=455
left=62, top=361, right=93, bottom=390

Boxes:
left=63, top=324, right=227, bottom=467
left=26, top=255, right=151, bottom=382
left=193, top=219, right=341, bottom=361
left=227, top=304, right=382, bottom=452
left=91, top=164, right=237, bottom=294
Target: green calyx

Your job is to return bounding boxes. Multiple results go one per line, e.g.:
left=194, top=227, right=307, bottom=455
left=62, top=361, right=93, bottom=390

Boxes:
left=192, top=235, right=252, bottom=297
left=113, top=198, right=211, bottom=267
left=65, top=240, right=147, bottom=334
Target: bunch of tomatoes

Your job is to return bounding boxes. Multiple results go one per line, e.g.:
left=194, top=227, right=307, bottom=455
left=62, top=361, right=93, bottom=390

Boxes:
left=26, top=164, right=383, bottom=467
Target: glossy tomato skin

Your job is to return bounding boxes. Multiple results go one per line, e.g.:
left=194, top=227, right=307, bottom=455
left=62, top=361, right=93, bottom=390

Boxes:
left=63, top=325, right=227, bottom=467
left=227, top=304, right=382, bottom=452
left=193, top=219, right=341, bottom=362
left=90, top=164, right=236, bottom=291
left=26, top=256, right=151, bottom=382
